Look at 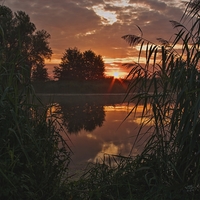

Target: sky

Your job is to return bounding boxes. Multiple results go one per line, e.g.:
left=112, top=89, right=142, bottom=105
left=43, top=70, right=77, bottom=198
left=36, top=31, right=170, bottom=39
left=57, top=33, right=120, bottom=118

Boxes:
left=4, top=0, right=186, bottom=79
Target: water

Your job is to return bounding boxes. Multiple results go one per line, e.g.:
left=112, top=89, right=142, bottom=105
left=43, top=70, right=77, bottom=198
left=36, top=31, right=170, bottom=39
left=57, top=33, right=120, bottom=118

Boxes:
left=38, top=94, right=150, bottom=173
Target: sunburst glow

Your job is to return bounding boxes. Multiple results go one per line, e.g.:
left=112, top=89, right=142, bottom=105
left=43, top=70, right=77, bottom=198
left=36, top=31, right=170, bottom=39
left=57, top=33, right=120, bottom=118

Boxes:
left=113, top=71, right=119, bottom=79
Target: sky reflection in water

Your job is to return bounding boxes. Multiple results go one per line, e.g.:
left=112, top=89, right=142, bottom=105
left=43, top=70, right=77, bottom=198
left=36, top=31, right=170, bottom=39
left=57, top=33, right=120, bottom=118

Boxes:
left=40, top=94, right=152, bottom=171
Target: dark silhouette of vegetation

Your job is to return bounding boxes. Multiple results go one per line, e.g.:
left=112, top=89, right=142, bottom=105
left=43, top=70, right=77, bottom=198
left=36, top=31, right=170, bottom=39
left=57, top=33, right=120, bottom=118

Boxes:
left=52, top=101, right=105, bottom=134
left=66, top=0, right=200, bottom=199
left=0, top=5, right=52, bottom=82
left=0, top=6, right=71, bottom=199
left=3, top=1, right=200, bottom=199
left=53, top=48, right=105, bottom=81
left=32, top=61, right=49, bottom=81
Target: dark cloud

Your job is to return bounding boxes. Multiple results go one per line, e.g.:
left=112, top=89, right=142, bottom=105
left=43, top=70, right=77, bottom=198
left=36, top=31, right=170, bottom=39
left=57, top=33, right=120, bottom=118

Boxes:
left=130, top=0, right=167, bottom=10
left=4, top=0, right=185, bottom=77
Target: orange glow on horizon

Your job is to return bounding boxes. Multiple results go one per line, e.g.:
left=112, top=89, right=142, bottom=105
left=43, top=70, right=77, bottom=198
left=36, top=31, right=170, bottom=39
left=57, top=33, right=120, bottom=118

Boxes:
left=105, top=70, right=127, bottom=79
left=113, top=71, right=119, bottom=79
left=107, top=76, right=127, bottom=93
left=45, top=58, right=130, bottom=80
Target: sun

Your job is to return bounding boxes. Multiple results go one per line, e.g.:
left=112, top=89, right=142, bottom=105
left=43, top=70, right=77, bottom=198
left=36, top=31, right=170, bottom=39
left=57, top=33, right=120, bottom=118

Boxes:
left=107, top=71, right=127, bottom=92
left=113, top=72, right=119, bottom=79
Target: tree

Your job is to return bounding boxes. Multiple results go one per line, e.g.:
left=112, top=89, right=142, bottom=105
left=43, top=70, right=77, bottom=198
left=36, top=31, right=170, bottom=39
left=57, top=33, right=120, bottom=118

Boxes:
left=53, top=48, right=105, bottom=80
left=83, top=50, right=105, bottom=80
left=0, top=7, right=70, bottom=200
left=32, top=61, right=49, bottom=81
left=54, top=47, right=83, bottom=80
left=0, top=5, right=52, bottom=82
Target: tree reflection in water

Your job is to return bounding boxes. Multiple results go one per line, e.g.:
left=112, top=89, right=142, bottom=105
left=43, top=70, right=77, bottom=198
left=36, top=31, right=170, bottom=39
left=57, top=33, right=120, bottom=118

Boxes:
left=39, top=94, right=152, bottom=171
left=42, top=94, right=128, bottom=135
left=59, top=102, right=105, bottom=134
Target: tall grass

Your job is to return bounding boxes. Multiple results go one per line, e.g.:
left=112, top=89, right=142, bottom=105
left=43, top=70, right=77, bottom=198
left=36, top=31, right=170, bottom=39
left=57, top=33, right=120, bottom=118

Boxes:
left=0, top=28, right=71, bottom=199
left=67, top=1, right=200, bottom=199
left=121, top=0, right=200, bottom=198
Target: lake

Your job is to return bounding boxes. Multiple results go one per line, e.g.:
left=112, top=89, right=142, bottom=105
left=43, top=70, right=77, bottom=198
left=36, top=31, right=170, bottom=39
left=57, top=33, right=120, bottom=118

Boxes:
left=38, top=94, right=151, bottom=175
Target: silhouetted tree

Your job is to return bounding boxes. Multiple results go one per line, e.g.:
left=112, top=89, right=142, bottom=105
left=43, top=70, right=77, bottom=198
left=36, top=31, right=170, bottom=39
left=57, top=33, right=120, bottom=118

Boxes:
left=83, top=50, right=105, bottom=80
left=53, top=48, right=105, bottom=80
left=32, top=61, right=49, bottom=81
left=54, top=48, right=83, bottom=80
left=0, top=5, right=52, bottom=82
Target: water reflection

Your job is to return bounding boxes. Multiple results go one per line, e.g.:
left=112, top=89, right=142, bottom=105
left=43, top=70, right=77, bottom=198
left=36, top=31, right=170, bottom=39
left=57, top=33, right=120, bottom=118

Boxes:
left=59, top=102, right=105, bottom=134
left=38, top=94, right=151, bottom=171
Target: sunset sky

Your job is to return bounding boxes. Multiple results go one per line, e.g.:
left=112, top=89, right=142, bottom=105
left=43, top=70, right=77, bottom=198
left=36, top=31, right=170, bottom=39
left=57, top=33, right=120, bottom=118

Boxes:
left=5, top=0, right=185, bottom=78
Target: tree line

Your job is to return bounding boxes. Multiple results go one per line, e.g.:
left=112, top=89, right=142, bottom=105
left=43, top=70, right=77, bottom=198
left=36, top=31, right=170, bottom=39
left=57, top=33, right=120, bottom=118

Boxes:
left=53, top=48, right=105, bottom=81
left=0, top=5, right=105, bottom=82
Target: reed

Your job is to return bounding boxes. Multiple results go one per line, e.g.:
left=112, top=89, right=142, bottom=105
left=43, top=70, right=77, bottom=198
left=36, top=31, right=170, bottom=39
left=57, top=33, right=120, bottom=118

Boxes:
left=67, top=1, right=200, bottom=199
left=121, top=0, right=200, bottom=197
left=0, top=28, right=71, bottom=199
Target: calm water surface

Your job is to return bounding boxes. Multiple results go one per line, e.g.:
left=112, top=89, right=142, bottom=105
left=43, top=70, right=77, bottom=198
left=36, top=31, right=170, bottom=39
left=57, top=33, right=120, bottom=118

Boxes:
left=39, top=94, right=151, bottom=172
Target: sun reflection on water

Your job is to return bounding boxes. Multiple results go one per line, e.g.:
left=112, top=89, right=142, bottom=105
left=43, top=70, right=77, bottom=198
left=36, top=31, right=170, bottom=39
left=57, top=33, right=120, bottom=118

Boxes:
left=39, top=95, right=153, bottom=172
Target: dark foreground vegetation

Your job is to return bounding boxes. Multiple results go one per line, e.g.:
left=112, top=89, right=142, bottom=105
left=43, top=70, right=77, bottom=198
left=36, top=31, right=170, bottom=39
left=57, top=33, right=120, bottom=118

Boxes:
left=1, top=1, right=200, bottom=199
left=65, top=1, right=200, bottom=199
left=0, top=46, right=71, bottom=199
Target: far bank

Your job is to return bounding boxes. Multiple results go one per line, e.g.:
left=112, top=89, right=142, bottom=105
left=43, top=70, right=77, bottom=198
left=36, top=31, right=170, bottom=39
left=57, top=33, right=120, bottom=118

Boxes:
left=32, top=78, right=129, bottom=94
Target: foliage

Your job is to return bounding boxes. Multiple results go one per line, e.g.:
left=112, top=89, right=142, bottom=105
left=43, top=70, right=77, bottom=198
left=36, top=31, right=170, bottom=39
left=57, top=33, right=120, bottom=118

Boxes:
left=0, top=5, right=52, bottom=82
left=32, top=61, right=49, bottom=81
left=53, top=47, right=105, bottom=81
left=66, top=155, right=147, bottom=200
left=0, top=22, right=71, bottom=200
left=66, top=0, right=200, bottom=199
left=67, top=154, right=200, bottom=200
left=83, top=49, right=105, bottom=80
left=120, top=0, right=200, bottom=198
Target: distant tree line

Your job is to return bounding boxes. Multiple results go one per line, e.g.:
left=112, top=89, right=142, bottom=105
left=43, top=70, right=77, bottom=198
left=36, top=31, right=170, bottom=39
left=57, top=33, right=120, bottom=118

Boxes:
left=53, top=48, right=105, bottom=81
left=0, top=5, right=105, bottom=82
